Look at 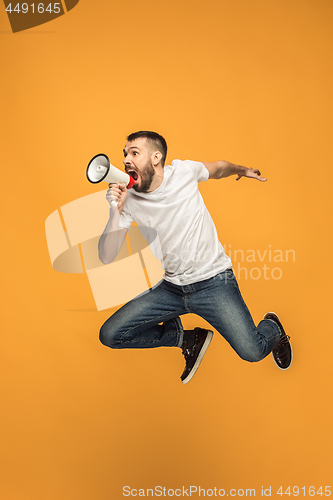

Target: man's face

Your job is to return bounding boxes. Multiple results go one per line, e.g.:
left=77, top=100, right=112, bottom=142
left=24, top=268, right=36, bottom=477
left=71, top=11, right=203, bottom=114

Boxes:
left=123, top=138, right=156, bottom=193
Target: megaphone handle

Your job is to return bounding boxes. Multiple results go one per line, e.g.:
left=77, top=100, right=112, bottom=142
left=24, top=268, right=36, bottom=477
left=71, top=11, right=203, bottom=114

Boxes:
left=110, top=182, right=120, bottom=208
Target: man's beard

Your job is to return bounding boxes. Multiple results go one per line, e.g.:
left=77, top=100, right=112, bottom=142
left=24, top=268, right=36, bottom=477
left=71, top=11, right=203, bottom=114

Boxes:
left=132, top=161, right=155, bottom=193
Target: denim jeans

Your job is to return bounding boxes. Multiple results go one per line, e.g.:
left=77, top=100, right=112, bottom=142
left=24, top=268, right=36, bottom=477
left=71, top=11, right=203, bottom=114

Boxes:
left=99, top=268, right=281, bottom=362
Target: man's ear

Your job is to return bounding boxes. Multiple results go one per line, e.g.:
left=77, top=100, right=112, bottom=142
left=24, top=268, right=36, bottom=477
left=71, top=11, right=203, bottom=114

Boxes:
left=152, top=151, right=162, bottom=166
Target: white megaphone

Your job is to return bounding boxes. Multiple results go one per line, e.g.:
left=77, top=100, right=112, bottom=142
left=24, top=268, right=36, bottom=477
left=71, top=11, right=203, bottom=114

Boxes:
left=86, top=153, right=135, bottom=207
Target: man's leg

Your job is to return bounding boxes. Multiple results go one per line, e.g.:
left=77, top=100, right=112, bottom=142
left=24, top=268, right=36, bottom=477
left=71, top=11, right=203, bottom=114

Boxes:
left=99, top=279, right=214, bottom=384
left=187, top=269, right=288, bottom=364
left=99, top=279, right=187, bottom=349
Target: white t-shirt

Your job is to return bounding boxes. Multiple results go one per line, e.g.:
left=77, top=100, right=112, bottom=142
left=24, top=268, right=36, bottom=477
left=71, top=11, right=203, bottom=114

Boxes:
left=119, top=159, right=232, bottom=286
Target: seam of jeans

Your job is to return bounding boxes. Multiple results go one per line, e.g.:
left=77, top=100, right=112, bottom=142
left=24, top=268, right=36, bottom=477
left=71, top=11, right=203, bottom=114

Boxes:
left=116, top=338, right=175, bottom=346
left=118, top=310, right=187, bottom=341
left=264, top=318, right=282, bottom=338
left=174, top=317, right=184, bottom=348
left=184, top=294, right=190, bottom=312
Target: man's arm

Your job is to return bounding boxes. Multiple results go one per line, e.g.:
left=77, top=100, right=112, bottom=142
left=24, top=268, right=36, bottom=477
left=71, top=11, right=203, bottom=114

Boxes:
left=202, top=161, right=267, bottom=182
left=98, top=182, right=128, bottom=265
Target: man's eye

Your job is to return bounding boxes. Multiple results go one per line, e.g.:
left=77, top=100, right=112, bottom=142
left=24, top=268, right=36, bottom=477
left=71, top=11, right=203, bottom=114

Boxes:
left=133, top=152, right=138, bottom=155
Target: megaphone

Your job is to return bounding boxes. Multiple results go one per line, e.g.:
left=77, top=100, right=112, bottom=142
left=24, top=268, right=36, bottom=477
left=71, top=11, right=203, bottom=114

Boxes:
left=86, top=153, right=135, bottom=207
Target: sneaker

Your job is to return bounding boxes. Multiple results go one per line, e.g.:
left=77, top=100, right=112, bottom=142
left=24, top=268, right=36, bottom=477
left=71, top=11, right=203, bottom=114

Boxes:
left=264, top=312, right=292, bottom=370
left=180, top=327, right=213, bottom=384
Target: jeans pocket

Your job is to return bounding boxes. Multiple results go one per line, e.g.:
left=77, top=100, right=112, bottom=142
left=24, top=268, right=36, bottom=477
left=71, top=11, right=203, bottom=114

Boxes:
left=218, top=268, right=235, bottom=282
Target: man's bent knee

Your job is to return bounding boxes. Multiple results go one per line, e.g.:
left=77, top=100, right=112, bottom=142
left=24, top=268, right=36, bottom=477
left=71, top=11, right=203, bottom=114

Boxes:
left=99, top=323, right=121, bottom=348
left=238, top=349, right=265, bottom=363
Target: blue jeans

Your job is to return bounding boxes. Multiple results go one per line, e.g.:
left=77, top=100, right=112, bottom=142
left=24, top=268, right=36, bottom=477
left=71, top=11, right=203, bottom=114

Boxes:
left=100, top=269, right=281, bottom=362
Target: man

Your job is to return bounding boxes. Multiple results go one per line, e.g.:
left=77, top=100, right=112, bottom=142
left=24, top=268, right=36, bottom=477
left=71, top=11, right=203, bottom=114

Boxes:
left=98, top=131, right=292, bottom=384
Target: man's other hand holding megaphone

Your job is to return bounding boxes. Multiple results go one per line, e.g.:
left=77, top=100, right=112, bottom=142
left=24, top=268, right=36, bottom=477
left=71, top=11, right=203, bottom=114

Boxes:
left=86, top=153, right=136, bottom=263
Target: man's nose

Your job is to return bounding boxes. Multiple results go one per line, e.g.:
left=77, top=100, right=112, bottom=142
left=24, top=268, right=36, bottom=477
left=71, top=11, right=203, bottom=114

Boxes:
left=123, top=157, right=131, bottom=167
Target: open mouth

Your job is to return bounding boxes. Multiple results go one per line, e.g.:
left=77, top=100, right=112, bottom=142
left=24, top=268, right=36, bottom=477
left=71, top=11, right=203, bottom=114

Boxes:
left=127, top=170, right=139, bottom=181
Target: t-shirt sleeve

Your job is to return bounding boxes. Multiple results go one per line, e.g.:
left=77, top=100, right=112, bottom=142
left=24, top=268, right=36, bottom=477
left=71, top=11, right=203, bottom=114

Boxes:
left=184, top=159, right=209, bottom=182
left=118, top=203, right=134, bottom=230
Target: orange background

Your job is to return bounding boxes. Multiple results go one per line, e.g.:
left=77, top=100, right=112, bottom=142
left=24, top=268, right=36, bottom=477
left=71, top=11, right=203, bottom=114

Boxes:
left=1, top=1, right=333, bottom=498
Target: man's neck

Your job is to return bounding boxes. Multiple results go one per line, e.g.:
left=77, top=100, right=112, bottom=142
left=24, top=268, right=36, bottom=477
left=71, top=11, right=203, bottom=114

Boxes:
left=147, top=165, right=164, bottom=192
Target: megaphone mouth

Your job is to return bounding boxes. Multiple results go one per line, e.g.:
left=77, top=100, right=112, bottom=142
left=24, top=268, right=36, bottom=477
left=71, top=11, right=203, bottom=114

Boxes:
left=86, top=153, right=110, bottom=183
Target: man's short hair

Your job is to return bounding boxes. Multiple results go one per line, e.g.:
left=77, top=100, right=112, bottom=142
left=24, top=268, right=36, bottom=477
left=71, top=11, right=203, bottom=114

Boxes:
left=127, top=131, right=167, bottom=167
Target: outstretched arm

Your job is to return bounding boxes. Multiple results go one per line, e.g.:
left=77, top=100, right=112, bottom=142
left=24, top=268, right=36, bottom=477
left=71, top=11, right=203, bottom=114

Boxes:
left=202, top=161, right=267, bottom=182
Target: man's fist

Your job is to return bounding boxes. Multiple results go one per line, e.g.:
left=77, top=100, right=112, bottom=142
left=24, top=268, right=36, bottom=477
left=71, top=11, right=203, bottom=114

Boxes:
left=106, top=182, right=127, bottom=210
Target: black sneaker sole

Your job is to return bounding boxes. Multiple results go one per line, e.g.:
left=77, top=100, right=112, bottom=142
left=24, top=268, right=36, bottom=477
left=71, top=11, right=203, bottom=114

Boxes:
left=181, top=330, right=213, bottom=384
left=264, top=312, right=293, bottom=370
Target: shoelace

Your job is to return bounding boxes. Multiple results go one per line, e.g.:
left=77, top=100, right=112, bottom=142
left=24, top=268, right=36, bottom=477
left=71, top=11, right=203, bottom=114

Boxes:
left=182, top=339, right=196, bottom=358
left=182, top=341, right=190, bottom=358
left=276, top=334, right=291, bottom=347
